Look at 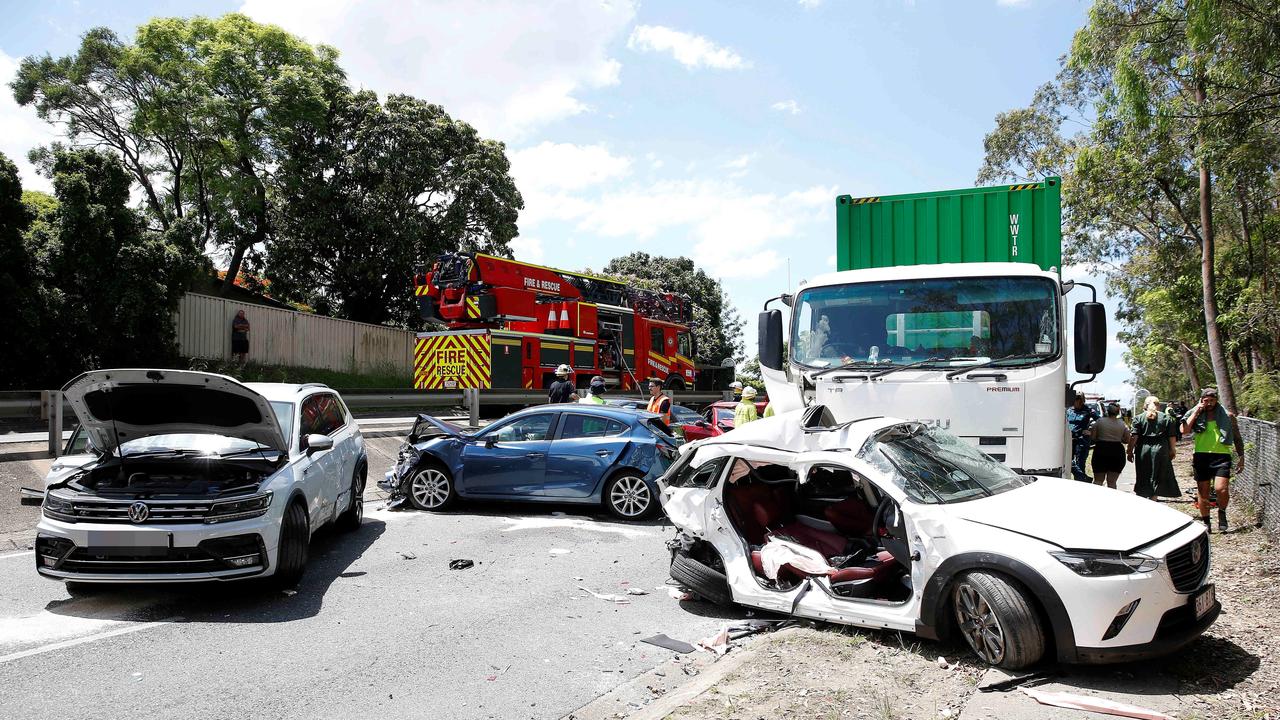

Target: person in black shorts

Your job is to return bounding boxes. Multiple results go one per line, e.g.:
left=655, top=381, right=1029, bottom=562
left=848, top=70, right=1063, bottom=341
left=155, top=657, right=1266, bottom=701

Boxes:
left=1089, top=403, right=1131, bottom=489
left=1181, top=388, right=1245, bottom=532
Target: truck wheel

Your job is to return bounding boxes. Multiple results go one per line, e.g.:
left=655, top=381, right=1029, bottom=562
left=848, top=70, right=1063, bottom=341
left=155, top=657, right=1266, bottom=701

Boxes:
left=952, top=571, right=1045, bottom=669
left=670, top=548, right=733, bottom=605
left=664, top=377, right=686, bottom=391
left=335, top=464, right=365, bottom=532
left=270, top=500, right=310, bottom=590
left=408, top=462, right=455, bottom=511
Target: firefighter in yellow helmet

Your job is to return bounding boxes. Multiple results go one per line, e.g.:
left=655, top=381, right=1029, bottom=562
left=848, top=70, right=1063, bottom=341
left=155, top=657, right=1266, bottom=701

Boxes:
left=735, top=386, right=760, bottom=427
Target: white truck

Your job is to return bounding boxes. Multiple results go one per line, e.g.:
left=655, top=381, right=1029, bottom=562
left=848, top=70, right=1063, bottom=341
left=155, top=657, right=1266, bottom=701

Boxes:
left=757, top=179, right=1107, bottom=477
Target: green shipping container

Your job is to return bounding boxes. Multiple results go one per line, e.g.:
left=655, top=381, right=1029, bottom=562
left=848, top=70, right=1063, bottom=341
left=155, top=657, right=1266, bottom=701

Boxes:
left=835, top=177, right=1062, bottom=274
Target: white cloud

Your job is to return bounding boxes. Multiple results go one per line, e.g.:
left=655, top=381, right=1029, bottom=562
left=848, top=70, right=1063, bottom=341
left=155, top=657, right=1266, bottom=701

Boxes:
left=510, top=142, right=632, bottom=192
left=723, top=153, right=756, bottom=170
left=0, top=51, right=59, bottom=193
left=626, top=25, right=751, bottom=71
left=508, top=235, right=545, bottom=263
left=239, top=0, right=636, bottom=140
left=797, top=0, right=824, bottom=8
left=770, top=99, right=802, bottom=115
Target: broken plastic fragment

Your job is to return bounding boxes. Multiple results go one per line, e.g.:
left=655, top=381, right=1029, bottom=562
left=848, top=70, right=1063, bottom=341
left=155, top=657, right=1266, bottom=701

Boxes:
left=1021, top=688, right=1175, bottom=720
left=625, top=588, right=649, bottom=596
left=578, top=586, right=631, bottom=604
left=449, top=559, right=475, bottom=570
left=696, top=625, right=730, bottom=655
left=667, top=587, right=694, bottom=601
left=398, top=551, right=418, bottom=560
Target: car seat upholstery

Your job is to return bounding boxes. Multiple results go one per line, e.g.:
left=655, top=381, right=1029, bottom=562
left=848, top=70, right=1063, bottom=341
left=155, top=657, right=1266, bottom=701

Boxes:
left=727, top=479, right=899, bottom=596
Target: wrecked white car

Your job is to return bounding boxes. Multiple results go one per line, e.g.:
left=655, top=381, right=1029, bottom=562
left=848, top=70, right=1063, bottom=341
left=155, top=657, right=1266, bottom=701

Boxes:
left=35, top=370, right=367, bottom=587
left=658, top=409, right=1218, bottom=669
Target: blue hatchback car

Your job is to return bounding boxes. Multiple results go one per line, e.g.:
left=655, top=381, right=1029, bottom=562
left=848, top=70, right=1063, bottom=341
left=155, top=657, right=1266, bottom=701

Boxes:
left=380, top=405, right=681, bottom=520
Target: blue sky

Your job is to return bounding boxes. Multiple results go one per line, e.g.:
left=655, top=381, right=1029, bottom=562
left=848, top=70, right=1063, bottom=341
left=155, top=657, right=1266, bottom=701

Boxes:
left=0, top=0, right=1133, bottom=402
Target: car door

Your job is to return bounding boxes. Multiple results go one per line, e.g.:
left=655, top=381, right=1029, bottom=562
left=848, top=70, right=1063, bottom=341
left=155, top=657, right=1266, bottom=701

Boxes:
left=658, top=448, right=730, bottom=538
left=543, top=413, right=631, bottom=498
left=461, top=412, right=556, bottom=496
left=298, top=393, right=342, bottom=524
left=320, top=393, right=357, bottom=512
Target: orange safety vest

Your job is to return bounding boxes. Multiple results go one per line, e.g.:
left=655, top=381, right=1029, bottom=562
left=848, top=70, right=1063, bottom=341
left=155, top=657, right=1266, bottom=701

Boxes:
left=646, top=394, right=672, bottom=424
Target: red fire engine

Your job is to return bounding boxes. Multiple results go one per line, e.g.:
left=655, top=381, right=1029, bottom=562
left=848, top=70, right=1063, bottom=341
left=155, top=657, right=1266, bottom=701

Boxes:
left=411, top=253, right=697, bottom=392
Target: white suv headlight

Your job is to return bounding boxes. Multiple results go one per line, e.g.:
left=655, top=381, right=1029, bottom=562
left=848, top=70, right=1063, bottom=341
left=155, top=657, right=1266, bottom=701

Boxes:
left=207, top=492, right=274, bottom=523
left=1049, top=550, right=1160, bottom=577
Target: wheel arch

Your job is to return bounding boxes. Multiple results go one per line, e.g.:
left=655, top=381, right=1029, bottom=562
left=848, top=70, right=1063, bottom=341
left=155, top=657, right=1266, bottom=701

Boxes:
left=597, top=464, right=651, bottom=499
left=917, top=552, right=1077, bottom=663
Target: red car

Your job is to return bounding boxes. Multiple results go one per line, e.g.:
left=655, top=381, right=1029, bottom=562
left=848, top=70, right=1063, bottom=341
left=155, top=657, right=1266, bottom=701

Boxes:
left=682, top=400, right=770, bottom=442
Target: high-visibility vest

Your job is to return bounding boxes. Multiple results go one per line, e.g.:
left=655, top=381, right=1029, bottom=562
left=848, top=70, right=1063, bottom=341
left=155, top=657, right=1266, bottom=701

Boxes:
left=646, top=394, right=672, bottom=424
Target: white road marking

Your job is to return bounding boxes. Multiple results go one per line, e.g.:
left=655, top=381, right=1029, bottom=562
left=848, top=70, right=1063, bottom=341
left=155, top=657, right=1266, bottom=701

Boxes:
left=500, top=515, right=654, bottom=538
left=0, top=619, right=176, bottom=665
left=0, top=551, right=33, bottom=561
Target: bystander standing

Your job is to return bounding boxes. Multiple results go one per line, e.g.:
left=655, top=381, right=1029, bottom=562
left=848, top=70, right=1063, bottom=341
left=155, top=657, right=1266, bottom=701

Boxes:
left=1127, top=396, right=1180, bottom=500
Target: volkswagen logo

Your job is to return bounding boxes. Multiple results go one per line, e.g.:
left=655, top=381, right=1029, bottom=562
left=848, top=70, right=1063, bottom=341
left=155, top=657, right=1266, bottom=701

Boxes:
left=1190, top=539, right=1203, bottom=565
left=127, top=502, right=150, bottom=524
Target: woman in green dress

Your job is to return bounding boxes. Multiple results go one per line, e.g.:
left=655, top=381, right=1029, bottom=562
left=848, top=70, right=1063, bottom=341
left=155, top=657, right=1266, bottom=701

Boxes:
left=1126, top=396, right=1181, bottom=499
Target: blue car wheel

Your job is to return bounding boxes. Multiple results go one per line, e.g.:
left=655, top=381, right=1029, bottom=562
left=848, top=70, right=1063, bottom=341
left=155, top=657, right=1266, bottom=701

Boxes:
left=604, top=471, right=653, bottom=520
left=408, top=464, right=455, bottom=511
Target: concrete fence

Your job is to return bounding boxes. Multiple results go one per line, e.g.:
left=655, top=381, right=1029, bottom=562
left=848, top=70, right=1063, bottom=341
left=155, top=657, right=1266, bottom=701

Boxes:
left=175, top=293, right=415, bottom=374
left=1235, top=416, right=1279, bottom=537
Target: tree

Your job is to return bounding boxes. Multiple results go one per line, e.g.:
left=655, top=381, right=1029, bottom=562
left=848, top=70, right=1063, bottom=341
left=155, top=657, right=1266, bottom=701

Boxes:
left=0, top=153, right=44, bottom=388
left=601, top=253, right=745, bottom=366
left=263, top=92, right=523, bottom=325
left=12, top=14, right=346, bottom=296
left=978, top=0, right=1280, bottom=415
left=18, top=149, right=208, bottom=387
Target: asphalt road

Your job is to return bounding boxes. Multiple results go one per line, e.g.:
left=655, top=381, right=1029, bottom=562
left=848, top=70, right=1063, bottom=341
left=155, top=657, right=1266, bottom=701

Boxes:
left=0, top=435, right=739, bottom=720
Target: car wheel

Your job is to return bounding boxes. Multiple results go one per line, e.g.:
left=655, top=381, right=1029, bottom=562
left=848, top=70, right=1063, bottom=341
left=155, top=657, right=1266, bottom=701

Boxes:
left=669, top=549, right=733, bottom=605
left=603, top=471, right=653, bottom=520
left=407, top=462, right=455, bottom=511
left=952, top=571, right=1045, bottom=669
left=335, top=464, right=365, bottom=532
left=270, top=500, right=310, bottom=590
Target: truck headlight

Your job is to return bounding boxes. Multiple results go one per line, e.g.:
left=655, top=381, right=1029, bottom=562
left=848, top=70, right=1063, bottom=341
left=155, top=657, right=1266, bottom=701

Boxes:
left=206, top=492, right=274, bottom=523
left=1049, top=550, right=1160, bottom=577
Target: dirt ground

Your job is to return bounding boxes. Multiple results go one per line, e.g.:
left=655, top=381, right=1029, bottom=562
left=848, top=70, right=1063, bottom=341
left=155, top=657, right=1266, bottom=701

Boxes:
left=1154, top=438, right=1280, bottom=718
left=664, top=625, right=984, bottom=720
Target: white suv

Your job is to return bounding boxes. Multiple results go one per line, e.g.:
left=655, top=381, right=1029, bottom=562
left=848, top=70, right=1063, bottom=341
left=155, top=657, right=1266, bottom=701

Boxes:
left=659, top=409, right=1218, bottom=669
left=35, top=370, right=367, bottom=588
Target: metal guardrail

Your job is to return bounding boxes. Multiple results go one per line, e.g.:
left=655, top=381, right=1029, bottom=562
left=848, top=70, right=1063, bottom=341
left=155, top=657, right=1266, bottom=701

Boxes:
left=2, top=388, right=729, bottom=456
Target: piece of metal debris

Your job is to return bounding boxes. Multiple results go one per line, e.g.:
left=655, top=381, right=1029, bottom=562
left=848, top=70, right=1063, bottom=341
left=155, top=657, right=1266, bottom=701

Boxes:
left=641, top=634, right=697, bottom=654
left=1021, top=688, right=1175, bottom=720
left=449, top=559, right=475, bottom=570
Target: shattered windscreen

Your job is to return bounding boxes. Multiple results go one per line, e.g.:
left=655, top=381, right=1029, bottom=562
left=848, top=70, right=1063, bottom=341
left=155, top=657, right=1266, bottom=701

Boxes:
left=859, top=424, right=1034, bottom=504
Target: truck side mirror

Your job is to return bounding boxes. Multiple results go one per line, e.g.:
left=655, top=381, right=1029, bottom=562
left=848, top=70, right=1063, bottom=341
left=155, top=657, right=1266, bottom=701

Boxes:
left=758, top=310, right=784, bottom=371
left=1073, top=302, right=1107, bottom=374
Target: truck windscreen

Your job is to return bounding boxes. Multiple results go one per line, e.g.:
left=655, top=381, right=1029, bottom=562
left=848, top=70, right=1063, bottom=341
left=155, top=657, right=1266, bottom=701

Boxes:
left=791, top=276, right=1059, bottom=368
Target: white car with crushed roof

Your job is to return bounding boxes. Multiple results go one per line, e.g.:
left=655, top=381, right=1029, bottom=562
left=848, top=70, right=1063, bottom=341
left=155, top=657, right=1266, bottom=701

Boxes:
left=658, top=408, right=1218, bottom=669
left=35, top=369, right=367, bottom=587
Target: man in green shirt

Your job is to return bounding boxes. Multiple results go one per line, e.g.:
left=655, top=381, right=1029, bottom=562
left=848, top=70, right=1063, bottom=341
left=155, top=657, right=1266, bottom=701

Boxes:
left=1181, top=387, right=1245, bottom=532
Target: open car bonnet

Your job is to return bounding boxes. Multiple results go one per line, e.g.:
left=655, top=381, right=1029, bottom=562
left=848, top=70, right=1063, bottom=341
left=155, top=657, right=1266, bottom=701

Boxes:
left=409, top=414, right=471, bottom=441
left=62, top=369, right=288, bottom=455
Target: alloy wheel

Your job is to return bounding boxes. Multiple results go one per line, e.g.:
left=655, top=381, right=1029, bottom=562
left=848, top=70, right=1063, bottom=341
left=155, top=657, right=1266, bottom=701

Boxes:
left=954, top=582, right=1006, bottom=665
left=353, top=472, right=364, bottom=523
left=410, top=468, right=451, bottom=509
left=609, top=475, right=651, bottom=518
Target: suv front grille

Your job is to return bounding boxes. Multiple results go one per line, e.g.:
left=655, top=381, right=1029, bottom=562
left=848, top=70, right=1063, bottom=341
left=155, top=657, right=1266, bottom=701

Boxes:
left=1166, top=534, right=1209, bottom=593
left=63, top=498, right=214, bottom=524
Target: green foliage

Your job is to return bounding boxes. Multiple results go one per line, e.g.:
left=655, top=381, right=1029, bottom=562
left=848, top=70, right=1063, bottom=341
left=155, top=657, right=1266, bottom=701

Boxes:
left=1239, top=372, right=1280, bottom=422
left=263, top=91, right=522, bottom=326
left=601, top=252, right=745, bottom=367
left=6, top=149, right=209, bottom=389
left=0, top=153, right=43, bottom=387
left=979, top=0, right=1280, bottom=417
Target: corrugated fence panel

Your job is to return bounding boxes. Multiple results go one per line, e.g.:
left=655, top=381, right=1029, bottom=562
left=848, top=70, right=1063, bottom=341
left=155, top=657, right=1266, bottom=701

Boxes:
left=175, top=293, right=415, bottom=375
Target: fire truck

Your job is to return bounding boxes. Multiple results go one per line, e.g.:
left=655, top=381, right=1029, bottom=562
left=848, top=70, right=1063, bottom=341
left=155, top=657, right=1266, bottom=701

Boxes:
left=411, top=253, right=698, bottom=392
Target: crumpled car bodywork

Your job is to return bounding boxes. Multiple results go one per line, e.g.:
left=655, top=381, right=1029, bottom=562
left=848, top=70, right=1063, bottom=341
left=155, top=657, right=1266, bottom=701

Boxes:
left=658, top=408, right=1218, bottom=669
left=380, top=406, right=680, bottom=519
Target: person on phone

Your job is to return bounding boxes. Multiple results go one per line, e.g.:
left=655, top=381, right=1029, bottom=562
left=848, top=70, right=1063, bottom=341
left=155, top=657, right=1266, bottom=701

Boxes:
left=1181, top=388, right=1245, bottom=533
left=1127, top=396, right=1179, bottom=500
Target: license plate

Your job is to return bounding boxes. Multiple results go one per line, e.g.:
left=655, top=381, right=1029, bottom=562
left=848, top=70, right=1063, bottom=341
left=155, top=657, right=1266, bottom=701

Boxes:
left=1193, top=584, right=1215, bottom=619
left=86, top=530, right=171, bottom=549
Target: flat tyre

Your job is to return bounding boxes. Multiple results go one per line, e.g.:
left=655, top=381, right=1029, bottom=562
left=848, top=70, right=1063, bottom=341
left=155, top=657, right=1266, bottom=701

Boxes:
left=670, top=548, right=733, bottom=605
